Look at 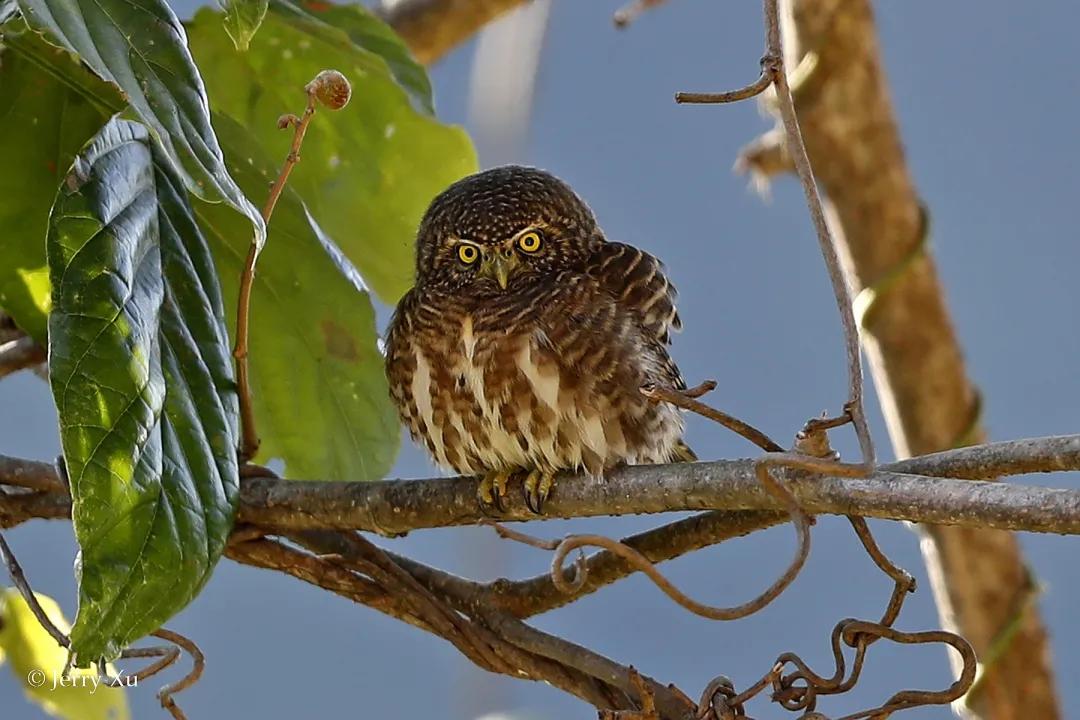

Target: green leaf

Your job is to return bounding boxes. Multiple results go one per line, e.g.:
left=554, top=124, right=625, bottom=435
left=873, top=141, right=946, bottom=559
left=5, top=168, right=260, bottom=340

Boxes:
left=0, top=21, right=122, bottom=340
left=0, top=17, right=400, bottom=481
left=220, top=0, right=268, bottom=52
left=197, top=113, right=399, bottom=480
left=48, top=118, right=239, bottom=662
left=187, top=0, right=477, bottom=303
left=15, top=0, right=265, bottom=243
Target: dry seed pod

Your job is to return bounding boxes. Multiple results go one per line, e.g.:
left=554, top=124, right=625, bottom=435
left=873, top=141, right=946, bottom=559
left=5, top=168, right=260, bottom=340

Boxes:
left=306, top=70, right=351, bottom=110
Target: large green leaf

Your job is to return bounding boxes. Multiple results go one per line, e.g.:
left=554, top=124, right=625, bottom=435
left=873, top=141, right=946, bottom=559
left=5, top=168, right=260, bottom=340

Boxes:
left=197, top=113, right=398, bottom=480
left=0, top=16, right=401, bottom=481
left=15, top=0, right=265, bottom=243
left=48, top=118, right=239, bottom=662
left=0, top=22, right=122, bottom=340
left=187, top=0, right=477, bottom=303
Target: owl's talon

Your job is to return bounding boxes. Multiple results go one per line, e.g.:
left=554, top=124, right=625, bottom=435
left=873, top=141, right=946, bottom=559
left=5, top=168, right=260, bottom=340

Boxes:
left=523, top=469, right=555, bottom=514
left=478, top=470, right=512, bottom=513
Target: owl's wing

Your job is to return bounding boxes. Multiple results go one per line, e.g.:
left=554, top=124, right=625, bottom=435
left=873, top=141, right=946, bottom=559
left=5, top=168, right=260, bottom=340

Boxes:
left=587, top=241, right=682, bottom=345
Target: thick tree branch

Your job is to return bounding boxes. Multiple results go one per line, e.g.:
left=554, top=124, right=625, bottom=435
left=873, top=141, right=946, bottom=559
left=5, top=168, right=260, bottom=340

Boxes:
left=376, top=0, right=531, bottom=65
left=0, top=334, right=46, bottom=379
left=5, top=444, right=1073, bottom=719
left=236, top=434, right=1080, bottom=534
left=2, top=434, right=1079, bottom=535
left=285, top=529, right=696, bottom=717
left=738, top=1, right=1060, bottom=716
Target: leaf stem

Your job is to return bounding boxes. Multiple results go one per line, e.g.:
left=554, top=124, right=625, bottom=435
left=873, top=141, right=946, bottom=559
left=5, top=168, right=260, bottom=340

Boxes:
left=234, top=89, right=320, bottom=462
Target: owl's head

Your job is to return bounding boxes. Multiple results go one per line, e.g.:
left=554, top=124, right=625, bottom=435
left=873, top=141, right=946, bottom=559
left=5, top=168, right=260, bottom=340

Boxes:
left=414, top=166, right=601, bottom=292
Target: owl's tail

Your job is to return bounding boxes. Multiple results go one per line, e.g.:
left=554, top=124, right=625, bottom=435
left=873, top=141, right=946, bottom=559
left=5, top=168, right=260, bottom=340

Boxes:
left=671, top=439, right=697, bottom=463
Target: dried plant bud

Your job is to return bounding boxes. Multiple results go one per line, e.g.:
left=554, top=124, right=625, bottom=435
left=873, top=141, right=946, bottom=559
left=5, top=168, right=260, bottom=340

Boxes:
left=306, top=70, right=351, bottom=111
left=277, top=113, right=299, bottom=130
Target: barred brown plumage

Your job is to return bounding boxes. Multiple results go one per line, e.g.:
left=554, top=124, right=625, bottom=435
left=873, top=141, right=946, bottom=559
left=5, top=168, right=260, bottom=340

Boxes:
left=385, top=166, right=691, bottom=512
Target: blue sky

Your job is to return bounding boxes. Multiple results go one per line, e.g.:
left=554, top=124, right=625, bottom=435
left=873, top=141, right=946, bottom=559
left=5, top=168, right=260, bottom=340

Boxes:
left=2, top=1, right=1078, bottom=718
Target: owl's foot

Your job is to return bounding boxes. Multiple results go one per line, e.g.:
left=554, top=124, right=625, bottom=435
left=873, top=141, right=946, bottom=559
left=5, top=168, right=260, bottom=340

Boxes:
left=477, top=469, right=513, bottom=513
left=523, top=469, right=556, bottom=514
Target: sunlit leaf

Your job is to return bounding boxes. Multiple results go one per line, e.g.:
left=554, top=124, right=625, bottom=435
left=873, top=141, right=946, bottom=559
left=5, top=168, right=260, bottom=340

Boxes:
left=0, top=21, right=122, bottom=340
left=197, top=113, right=399, bottom=480
left=220, top=0, right=268, bottom=51
left=48, top=119, right=239, bottom=662
left=15, top=0, right=265, bottom=243
left=187, top=0, right=477, bottom=303
left=0, top=588, right=131, bottom=720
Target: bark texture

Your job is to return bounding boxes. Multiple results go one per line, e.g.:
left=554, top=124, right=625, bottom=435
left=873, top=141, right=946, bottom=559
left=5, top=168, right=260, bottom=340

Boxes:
left=740, top=1, right=1058, bottom=716
left=377, top=0, right=532, bottom=64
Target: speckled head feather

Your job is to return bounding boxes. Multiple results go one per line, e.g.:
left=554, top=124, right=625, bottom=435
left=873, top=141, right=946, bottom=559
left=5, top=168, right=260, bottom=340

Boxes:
left=415, top=166, right=601, bottom=288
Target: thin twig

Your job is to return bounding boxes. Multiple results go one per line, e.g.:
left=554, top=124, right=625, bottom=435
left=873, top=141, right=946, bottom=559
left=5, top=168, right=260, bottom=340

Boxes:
left=613, top=0, right=670, bottom=28
left=675, top=0, right=876, bottom=466
left=642, top=382, right=784, bottom=452
left=489, top=508, right=805, bottom=622
left=151, top=629, right=205, bottom=720
left=0, top=530, right=70, bottom=647
left=675, top=64, right=774, bottom=105
left=233, top=93, right=318, bottom=462
left=497, top=451, right=863, bottom=622
left=234, top=70, right=352, bottom=462
left=760, top=0, right=875, bottom=466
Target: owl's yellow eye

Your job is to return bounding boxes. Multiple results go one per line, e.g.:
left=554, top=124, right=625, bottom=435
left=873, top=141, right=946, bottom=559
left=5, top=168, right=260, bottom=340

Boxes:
left=458, top=244, right=479, bottom=264
left=518, top=231, right=543, bottom=253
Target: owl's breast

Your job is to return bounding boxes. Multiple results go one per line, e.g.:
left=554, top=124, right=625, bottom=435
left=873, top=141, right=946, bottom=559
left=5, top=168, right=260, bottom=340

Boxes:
left=386, top=284, right=684, bottom=477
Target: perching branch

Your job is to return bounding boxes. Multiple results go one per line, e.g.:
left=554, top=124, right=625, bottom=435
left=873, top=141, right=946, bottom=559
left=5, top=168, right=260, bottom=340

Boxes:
left=3, top=435, right=1080, bottom=537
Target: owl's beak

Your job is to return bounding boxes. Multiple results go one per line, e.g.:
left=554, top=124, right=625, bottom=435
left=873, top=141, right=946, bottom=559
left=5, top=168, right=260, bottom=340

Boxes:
left=478, top=252, right=517, bottom=290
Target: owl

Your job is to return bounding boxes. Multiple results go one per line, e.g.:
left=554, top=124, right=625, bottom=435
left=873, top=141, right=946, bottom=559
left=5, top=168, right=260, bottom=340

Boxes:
left=385, top=166, right=692, bottom=513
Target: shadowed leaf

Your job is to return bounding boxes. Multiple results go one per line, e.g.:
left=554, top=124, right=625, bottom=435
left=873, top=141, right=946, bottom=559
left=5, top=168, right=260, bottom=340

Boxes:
left=48, top=119, right=239, bottom=662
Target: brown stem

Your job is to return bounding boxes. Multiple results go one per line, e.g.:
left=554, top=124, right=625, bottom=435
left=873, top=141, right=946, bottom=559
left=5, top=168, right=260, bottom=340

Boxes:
left=0, top=335, right=46, bottom=380
left=0, top=530, right=70, bottom=647
left=675, top=1, right=876, bottom=467
left=675, top=66, right=774, bottom=105
left=234, top=87, right=325, bottom=462
left=761, top=0, right=874, bottom=466
left=613, top=0, right=672, bottom=29
left=641, top=382, right=784, bottom=452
